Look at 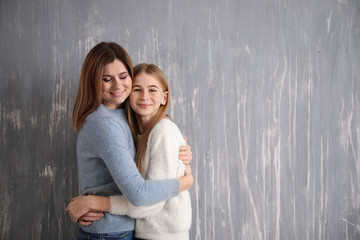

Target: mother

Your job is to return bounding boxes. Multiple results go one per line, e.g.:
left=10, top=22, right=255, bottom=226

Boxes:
left=69, top=42, right=193, bottom=239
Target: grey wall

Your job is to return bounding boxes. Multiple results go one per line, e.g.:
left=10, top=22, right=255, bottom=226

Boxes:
left=1, top=0, right=359, bottom=239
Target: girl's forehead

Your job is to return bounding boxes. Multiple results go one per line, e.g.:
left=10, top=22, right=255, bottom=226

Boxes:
left=134, top=73, right=159, bottom=84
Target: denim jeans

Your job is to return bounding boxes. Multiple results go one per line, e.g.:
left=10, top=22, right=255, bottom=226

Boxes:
left=77, top=228, right=134, bottom=240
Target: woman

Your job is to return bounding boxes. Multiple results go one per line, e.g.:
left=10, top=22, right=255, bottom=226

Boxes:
left=68, top=42, right=193, bottom=240
left=68, top=63, right=192, bottom=240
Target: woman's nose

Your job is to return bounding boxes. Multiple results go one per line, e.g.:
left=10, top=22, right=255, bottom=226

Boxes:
left=113, top=77, right=121, bottom=89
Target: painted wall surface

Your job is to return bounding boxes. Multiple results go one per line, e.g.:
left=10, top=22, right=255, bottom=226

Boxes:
left=1, top=0, right=359, bottom=239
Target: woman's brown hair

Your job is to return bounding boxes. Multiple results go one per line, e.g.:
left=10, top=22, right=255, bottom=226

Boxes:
left=126, top=63, right=171, bottom=173
left=72, top=42, right=133, bottom=131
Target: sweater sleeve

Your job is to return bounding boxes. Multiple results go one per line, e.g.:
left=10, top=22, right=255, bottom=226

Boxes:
left=108, top=119, right=187, bottom=218
left=109, top=195, right=162, bottom=218
left=95, top=117, right=180, bottom=206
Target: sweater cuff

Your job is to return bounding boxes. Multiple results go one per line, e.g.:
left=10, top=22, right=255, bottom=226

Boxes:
left=109, top=195, right=129, bottom=215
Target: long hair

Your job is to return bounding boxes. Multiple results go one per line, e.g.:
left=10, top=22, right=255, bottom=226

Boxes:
left=72, top=42, right=133, bottom=131
left=125, top=63, right=171, bottom=173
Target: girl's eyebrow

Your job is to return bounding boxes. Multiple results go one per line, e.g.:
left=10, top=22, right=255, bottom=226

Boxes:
left=132, top=84, right=160, bottom=89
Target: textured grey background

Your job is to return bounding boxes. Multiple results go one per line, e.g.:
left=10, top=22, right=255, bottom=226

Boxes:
left=1, top=0, right=360, bottom=239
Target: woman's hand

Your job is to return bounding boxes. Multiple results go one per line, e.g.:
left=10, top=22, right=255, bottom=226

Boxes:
left=184, top=164, right=192, bottom=176
left=66, top=195, right=104, bottom=223
left=179, top=138, right=192, bottom=165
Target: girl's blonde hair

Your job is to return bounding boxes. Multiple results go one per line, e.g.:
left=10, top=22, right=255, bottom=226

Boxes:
left=126, top=63, right=171, bottom=173
left=72, top=42, right=133, bottom=131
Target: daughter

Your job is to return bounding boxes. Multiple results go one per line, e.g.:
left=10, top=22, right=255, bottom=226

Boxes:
left=68, top=63, right=192, bottom=240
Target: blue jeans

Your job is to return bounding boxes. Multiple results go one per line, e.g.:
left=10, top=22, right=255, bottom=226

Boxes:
left=77, top=228, right=134, bottom=240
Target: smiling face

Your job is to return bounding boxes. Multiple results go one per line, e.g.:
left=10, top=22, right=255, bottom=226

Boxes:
left=101, top=59, right=132, bottom=109
left=129, top=72, right=168, bottom=126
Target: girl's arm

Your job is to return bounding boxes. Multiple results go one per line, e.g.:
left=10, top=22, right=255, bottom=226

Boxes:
left=67, top=116, right=183, bottom=223
left=66, top=165, right=192, bottom=223
left=70, top=120, right=193, bottom=223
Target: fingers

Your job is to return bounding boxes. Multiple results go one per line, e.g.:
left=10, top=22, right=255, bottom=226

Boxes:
left=184, top=165, right=192, bottom=175
left=181, top=159, right=191, bottom=165
left=79, top=215, right=101, bottom=222
left=179, top=144, right=192, bottom=165
left=78, top=211, right=103, bottom=223
left=179, top=154, right=192, bottom=160
left=79, top=220, right=93, bottom=226
left=79, top=211, right=104, bottom=222
left=66, top=204, right=78, bottom=223
left=179, top=146, right=192, bottom=158
left=179, top=151, right=192, bottom=157
left=179, top=145, right=191, bottom=152
left=83, top=211, right=104, bottom=218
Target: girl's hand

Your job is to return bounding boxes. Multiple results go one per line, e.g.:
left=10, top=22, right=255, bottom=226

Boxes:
left=78, top=211, right=104, bottom=226
left=179, top=138, right=192, bottom=165
left=66, top=195, right=102, bottom=223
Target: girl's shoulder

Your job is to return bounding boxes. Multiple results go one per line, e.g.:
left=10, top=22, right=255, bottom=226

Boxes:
left=149, top=118, right=187, bottom=146
left=151, top=118, right=183, bottom=139
left=155, top=117, right=178, bottom=130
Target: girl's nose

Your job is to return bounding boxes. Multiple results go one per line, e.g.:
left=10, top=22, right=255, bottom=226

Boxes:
left=141, top=91, right=149, bottom=100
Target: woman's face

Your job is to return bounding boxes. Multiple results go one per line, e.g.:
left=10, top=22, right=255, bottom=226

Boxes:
left=130, top=72, right=167, bottom=124
left=101, top=59, right=132, bottom=109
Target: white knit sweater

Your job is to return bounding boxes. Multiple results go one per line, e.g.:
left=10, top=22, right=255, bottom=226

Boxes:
left=109, top=118, right=192, bottom=240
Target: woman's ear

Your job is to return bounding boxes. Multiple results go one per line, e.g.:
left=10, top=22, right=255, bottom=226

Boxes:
left=161, top=91, right=168, bottom=105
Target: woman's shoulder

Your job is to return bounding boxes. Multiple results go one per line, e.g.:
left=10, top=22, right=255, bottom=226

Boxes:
left=83, top=106, right=128, bottom=132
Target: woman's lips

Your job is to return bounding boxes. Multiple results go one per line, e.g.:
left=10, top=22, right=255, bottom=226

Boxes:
left=110, top=90, right=125, bottom=97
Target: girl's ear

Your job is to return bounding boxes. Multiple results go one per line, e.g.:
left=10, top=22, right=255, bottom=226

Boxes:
left=161, top=91, right=168, bottom=105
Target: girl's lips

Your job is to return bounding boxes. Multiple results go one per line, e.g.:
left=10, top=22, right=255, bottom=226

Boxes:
left=138, top=104, right=152, bottom=108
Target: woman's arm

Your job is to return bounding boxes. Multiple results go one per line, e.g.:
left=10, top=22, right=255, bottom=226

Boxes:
left=66, top=164, right=193, bottom=223
left=93, top=117, right=180, bottom=206
left=107, top=119, right=192, bottom=218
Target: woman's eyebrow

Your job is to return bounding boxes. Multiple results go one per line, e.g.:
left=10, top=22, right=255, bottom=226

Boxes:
left=102, top=71, right=128, bottom=76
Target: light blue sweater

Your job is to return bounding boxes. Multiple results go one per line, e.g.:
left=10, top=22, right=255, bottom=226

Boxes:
left=76, top=104, right=180, bottom=233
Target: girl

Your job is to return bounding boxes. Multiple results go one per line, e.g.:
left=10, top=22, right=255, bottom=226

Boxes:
left=67, top=63, right=192, bottom=240
left=68, top=42, right=193, bottom=240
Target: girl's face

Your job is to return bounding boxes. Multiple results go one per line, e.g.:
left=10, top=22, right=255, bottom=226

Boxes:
left=101, top=59, right=132, bottom=109
left=130, top=72, right=167, bottom=124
